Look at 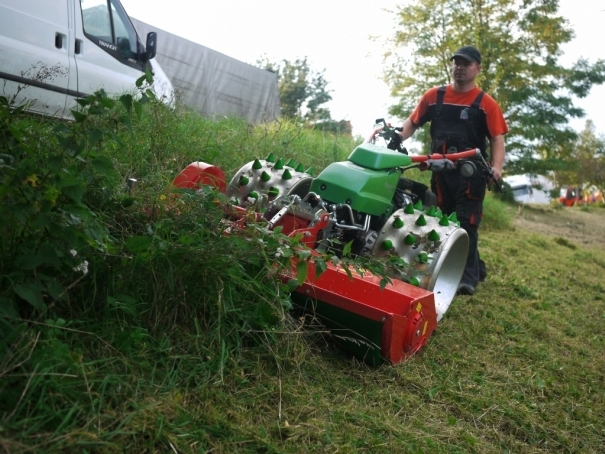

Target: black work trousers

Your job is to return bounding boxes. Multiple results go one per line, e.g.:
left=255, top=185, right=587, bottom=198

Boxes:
left=431, top=163, right=487, bottom=287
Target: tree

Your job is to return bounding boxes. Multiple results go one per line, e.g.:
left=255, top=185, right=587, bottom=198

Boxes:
left=384, top=0, right=605, bottom=173
left=257, top=56, right=333, bottom=122
left=552, top=120, right=605, bottom=192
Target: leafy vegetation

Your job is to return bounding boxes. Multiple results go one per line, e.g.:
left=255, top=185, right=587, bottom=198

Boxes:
left=551, top=119, right=605, bottom=194
left=2, top=93, right=605, bottom=453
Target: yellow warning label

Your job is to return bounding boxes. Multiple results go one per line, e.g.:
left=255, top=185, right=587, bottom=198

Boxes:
left=422, top=320, right=428, bottom=336
left=416, top=303, right=422, bottom=312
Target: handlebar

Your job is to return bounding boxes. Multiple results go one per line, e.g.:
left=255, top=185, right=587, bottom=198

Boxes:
left=369, top=120, right=503, bottom=192
left=409, top=149, right=480, bottom=162
left=368, top=119, right=407, bottom=154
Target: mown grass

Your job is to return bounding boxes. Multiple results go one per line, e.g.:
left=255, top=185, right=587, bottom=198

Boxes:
left=1, top=98, right=604, bottom=453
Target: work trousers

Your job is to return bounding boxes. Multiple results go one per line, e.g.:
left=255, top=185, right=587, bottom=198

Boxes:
left=431, top=162, right=487, bottom=287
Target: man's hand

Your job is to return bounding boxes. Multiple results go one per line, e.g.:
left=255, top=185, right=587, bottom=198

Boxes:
left=488, top=134, right=505, bottom=183
left=491, top=166, right=502, bottom=182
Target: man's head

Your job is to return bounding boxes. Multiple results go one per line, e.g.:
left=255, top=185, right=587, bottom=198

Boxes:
left=450, top=46, right=482, bottom=65
left=450, top=45, right=482, bottom=89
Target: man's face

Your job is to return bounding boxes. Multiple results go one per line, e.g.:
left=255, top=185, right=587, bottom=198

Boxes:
left=451, top=57, right=481, bottom=83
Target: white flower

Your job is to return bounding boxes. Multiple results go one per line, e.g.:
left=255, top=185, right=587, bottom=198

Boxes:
left=73, top=260, right=89, bottom=275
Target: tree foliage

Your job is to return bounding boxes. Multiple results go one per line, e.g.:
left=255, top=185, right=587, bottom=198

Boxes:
left=385, top=0, right=605, bottom=172
left=552, top=120, right=605, bottom=191
left=257, top=56, right=332, bottom=122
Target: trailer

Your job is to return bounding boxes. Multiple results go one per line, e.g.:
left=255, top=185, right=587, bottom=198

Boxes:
left=131, top=19, right=281, bottom=124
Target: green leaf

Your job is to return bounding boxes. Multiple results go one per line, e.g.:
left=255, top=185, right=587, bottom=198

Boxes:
left=62, top=203, right=93, bottom=220
left=36, top=243, right=61, bottom=267
left=178, top=234, right=196, bottom=245
left=107, top=295, right=137, bottom=316
left=56, top=135, right=74, bottom=155
left=57, top=176, right=86, bottom=203
left=342, top=240, right=353, bottom=256
left=73, top=137, right=87, bottom=157
left=134, top=101, right=143, bottom=120
left=14, top=251, right=41, bottom=270
left=119, top=196, right=136, bottom=208
left=296, top=260, right=308, bottom=284
left=13, top=104, right=27, bottom=115
left=97, top=89, right=112, bottom=106
left=126, top=236, right=152, bottom=253
left=286, top=278, right=300, bottom=291
left=75, top=97, right=91, bottom=107
left=120, top=94, right=133, bottom=113
left=87, top=128, right=104, bottom=147
left=88, top=105, right=104, bottom=116
left=15, top=283, right=44, bottom=310
left=135, top=73, right=146, bottom=88
left=314, top=257, right=327, bottom=279
left=8, top=124, right=24, bottom=141
left=46, top=279, right=66, bottom=301
left=47, top=155, right=63, bottom=171
left=340, top=264, right=353, bottom=281
left=296, top=249, right=312, bottom=260
left=0, top=297, right=19, bottom=318
left=379, top=278, right=389, bottom=291
left=91, top=155, right=115, bottom=176
left=118, top=115, right=133, bottom=135
left=254, top=301, right=278, bottom=327
left=71, top=110, right=87, bottom=123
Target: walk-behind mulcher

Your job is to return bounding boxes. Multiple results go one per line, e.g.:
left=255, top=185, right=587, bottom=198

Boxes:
left=171, top=122, right=487, bottom=365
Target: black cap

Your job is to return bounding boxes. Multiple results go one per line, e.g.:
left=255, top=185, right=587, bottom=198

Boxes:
left=451, top=46, right=482, bottom=65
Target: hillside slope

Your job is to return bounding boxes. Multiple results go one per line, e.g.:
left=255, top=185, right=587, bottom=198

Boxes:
left=513, top=204, right=605, bottom=248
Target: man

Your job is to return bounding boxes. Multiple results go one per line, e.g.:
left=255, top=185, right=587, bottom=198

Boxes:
left=393, top=45, right=508, bottom=295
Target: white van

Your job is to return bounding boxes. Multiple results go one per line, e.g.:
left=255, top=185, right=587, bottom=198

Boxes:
left=0, top=0, right=173, bottom=118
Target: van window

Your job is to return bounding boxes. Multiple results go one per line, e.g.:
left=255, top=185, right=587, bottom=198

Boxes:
left=512, top=185, right=531, bottom=197
left=80, top=0, right=138, bottom=60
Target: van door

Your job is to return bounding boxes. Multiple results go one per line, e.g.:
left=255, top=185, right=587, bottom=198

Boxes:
left=71, top=0, right=148, bottom=105
left=0, top=0, right=73, bottom=117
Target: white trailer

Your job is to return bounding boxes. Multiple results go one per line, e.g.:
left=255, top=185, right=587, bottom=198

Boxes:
left=131, top=18, right=281, bottom=124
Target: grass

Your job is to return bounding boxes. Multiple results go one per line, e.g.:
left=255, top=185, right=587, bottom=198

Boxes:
left=1, top=98, right=605, bottom=453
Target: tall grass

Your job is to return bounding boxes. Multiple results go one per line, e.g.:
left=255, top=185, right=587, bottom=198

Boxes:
left=2, top=96, right=603, bottom=453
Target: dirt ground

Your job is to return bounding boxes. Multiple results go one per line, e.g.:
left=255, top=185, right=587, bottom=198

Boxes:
left=512, top=204, right=605, bottom=249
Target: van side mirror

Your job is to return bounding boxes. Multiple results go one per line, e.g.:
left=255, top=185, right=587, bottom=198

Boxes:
left=144, top=32, right=157, bottom=61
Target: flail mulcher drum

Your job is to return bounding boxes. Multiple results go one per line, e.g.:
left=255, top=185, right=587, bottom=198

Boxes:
left=370, top=204, right=468, bottom=321
left=225, top=155, right=314, bottom=210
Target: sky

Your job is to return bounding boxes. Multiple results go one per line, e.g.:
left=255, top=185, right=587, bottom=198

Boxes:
left=120, top=0, right=605, bottom=139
